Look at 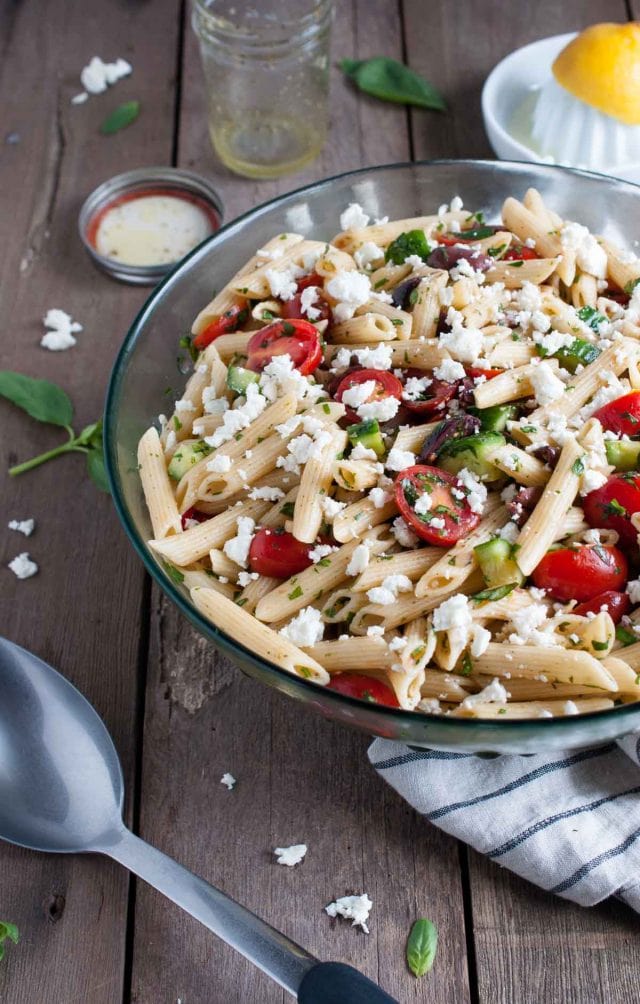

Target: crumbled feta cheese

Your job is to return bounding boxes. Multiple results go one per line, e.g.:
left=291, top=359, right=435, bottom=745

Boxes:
left=388, top=635, right=408, bottom=652
left=456, top=468, right=487, bottom=515
left=325, top=894, right=372, bottom=934
left=350, top=442, right=378, bottom=461
left=560, top=222, right=607, bottom=278
left=626, top=579, right=640, bottom=605
left=248, top=485, right=284, bottom=502
left=206, top=453, right=232, bottom=474
left=367, top=625, right=385, bottom=637
left=265, top=266, right=300, bottom=301
left=320, top=496, right=347, bottom=520
left=309, top=543, right=337, bottom=563
left=357, top=395, right=400, bottom=422
left=433, top=594, right=473, bottom=650
left=340, top=203, right=370, bottom=231
left=300, top=285, right=321, bottom=321
left=533, top=328, right=574, bottom=356
left=563, top=700, right=579, bottom=716
left=165, top=430, right=177, bottom=452
left=274, top=844, right=308, bottom=867
left=8, top=518, right=35, bottom=536
left=237, top=570, right=259, bottom=588
left=429, top=517, right=446, bottom=529
left=508, top=604, right=556, bottom=647
left=259, top=353, right=325, bottom=405
left=404, top=254, right=425, bottom=269
left=438, top=309, right=484, bottom=363
left=367, top=574, right=413, bottom=606
left=369, top=486, right=391, bottom=509
left=391, top=516, right=419, bottom=547
left=580, top=467, right=608, bottom=496
left=515, top=281, right=542, bottom=313
left=470, top=624, right=491, bottom=658
left=530, top=361, right=565, bottom=406
left=41, top=308, right=82, bottom=351
left=460, top=677, right=508, bottom=709
left=346, top=542, right=371, bottom=576
left=223, top=516, right=256, bottom=568
left=220, top=773, right=236, bottom=790
left=326, top=271, right=371, bottom=322
left=80, top=55, right=132, bottom=95
left=433, top=358, right=466, bottom=383
left=498, top=522, right=519, bottom=544
left=256, top=245, right=284, bottom=261
left=354, top=241, right=384, bottom=269
left=202, top=391, right=230, bottom=418
left=450, top=196, right=464, bottom=212
left=414, top=492, right=432, bottom=516
left=402, top=375, right=432, bottom=401
left=174, top=398, right=196, bottom=414
left=280, top=606, right=324, bottom=646
left=352, top=343, right=393, bottom=370
left=386, top=447, right=416, bottom=472
left=8, top=552, right=38, bottom=579
left=207, top=383, right=268, bottom=448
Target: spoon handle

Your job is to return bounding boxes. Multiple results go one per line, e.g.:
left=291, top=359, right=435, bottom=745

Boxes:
left=105, top=827, right=315, bottom=996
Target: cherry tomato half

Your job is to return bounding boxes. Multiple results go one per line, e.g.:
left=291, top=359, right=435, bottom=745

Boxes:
left=466, top=366, right=503, bottom=381
left=593, top=390, right=640, bottom=437
left=327, top=673, right=399, bottom=707
left=192, top=302, right=248, bottom=350
left=574, top=590, right=631, bottom=624
left=395, top=464, right=481, bottom=546
left=582, top=473, right=640, bottom=549
left=502, top=243, right=539, bottom=261
left=246, top=318, right=322, bottom=376
left=180, top=507, right=209, bottom=531
left=248, top=528, right=314, bottom=579
left=334, top=368, right=403, bottom=424
left=281, top=273, right=332, bottom=324
left=531, top=544, right=628, bottom=603
left=401, top=370, right=457, bottom=416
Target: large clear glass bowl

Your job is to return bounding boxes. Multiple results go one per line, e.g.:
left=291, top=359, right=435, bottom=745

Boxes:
left=105, top=159, right=640, bottom=754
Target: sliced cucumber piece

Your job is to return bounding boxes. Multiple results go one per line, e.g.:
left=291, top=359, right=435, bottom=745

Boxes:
left=227, top=364, right=260, bottom=395
left=347, top=418, right=385, bottom=457
left=469, top=404, right=517, bottom=433
left=168, top=440, right=212, bottom=481
left=537, top=337, right=600, bottom=374
left=438, top=432, right=505, bottom=481
left=605, top=439, right=640, bottom=472
left=474, top=537, right=524, bottom=588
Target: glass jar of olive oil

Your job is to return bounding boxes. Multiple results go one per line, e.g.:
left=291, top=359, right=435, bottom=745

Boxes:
left=192, top=0, right=333, bottom=179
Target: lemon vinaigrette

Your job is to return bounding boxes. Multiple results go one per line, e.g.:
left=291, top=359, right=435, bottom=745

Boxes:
left=192, top=0, right=333, bottom=179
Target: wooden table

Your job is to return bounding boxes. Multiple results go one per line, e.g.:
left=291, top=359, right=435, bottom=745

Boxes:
left=1, top=2, right=639, bottom=1001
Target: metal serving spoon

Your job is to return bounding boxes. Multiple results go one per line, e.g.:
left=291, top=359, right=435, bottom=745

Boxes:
left=0, top=638, right=396, bottom=1003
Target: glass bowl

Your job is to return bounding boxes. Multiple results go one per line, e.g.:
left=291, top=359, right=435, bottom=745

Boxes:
left=105, top=159, right=640, bottom=754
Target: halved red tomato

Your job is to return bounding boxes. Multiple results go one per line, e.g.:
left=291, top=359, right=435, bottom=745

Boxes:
left=192, top=301, right=248, bottom=350
left=281, top=272, right=332, bottom=323
left=180, top=507, right=209, bottom=531
left=466, top=366, right=503, bottom=381
left=574, top=590, right=631, bottom=624
left=395, top=464, right=481, bottom=546
left=246, top=318, right=322, bottom=376
left=583, top=473, right=640, bottom=549
left=335, top=368, right=403, bottom=424
left=248, top=528, right=313, bottom=578
left=327, top=673, right=399, bottom=707
left=401, top=369, right=456, bottom=416
left=531, top=544, right=628, bottom=602
left=502, top=243, right=539, bottom=261
left=593, top=391, right=640, bottom=437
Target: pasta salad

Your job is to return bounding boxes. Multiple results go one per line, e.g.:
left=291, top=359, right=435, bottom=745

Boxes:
left=139, top=188, right=640, bottom=720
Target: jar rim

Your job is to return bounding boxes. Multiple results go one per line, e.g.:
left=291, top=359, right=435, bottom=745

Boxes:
left=191, top=0, right=333, bottom=49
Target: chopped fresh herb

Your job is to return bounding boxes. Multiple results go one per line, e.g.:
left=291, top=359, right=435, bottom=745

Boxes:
left=460, top=651, right=473, bottom=676
left=615, top=626, right=636, bottom=647
left=409, top=287, right=419, bottom=306
left=179, top=334, right=199, bottom=362
left=297, top=666, right=313, bottom=679
left=373, top=277, right=387, bottom=289
left=507, top=260, right=525, bottom=267
left=385, top=229, right=431, bottom=266
left=161, top=560, right=184, bottom=585
left=0, top=922, right=19, bottom=962
left=571, top=457, right=585, bottom=475
left=262, top=310, right=274, bottom=320
left=317, top=557, right=332, bottom=567
left=472, top=583, right=517, bottom=603
left=497, top=707, right=507, bottom=715
left=411, top=644, right=426, bottom=662
left=603, top=498, right=627, bottom=517
left=576, top=305, right=607, bottom=332
left=591, top=640, right=609, bottom=652
left=235, top=597, right=248, bottom=607
left=406, top=918, right=438, bottom=978
left=173, top=415, right=182, bottom=432
left=391, top=317, right=403, bottom=326
left=288, top=585, right=303, bottom=600
left=322, top=402, right=331, bottom=414
left=340, top=57, right=446, bottom=111
left=488, top=243, right=507, bottom=258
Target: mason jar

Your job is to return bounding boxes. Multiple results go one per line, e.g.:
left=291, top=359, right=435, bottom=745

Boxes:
left=192, top=0, right=333, bottom=179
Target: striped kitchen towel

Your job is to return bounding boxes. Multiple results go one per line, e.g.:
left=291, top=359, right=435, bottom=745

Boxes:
left=368, top=735, right=640, bottom=909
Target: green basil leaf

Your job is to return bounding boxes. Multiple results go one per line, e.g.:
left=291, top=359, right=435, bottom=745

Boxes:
left=76, top=418, right=103, bottom=448
left=340, top=57, right=446, bottom=112
left=406, top=918, right=438, bottom=977
left=471, top=583, right=518, bottom=603
left=0, top=371, right=73, bottom=427
left=100, top=100, right=140, bottom=135
left=87, top=446, right=110, bottom=493
left=0, top=921, right=19, bottom=962
left=385, top=229, right=431, bottom=265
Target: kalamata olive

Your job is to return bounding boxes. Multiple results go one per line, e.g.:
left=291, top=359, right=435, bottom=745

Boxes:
left=418, top=414, right=481, bottom=464
left=426, top=245, right=493, bottom=273
left=506, top=486, right=543, bottom=527
left=391, top=276, right=421, bottom=309
left=532, top=445, right=560, bottom=468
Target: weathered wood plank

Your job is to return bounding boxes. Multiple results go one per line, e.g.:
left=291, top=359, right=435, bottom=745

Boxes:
left=130, top=2, right=469, bottom=1002
left=0, top=1, right=180, bottom=1001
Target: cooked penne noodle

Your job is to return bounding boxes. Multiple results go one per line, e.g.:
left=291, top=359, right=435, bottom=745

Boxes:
left=138, top=427, right=182, bottom=538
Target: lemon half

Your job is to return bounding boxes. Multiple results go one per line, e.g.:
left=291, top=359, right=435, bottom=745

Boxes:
left=553, top=22, right=640, bottom=126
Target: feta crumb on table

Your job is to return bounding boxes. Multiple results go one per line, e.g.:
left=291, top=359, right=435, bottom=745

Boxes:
left=8, top=552, right=38, bottom=579
left=274, top=844, right=308, bottom=867
left=41, top=308, right=82, bottom=351
left=8, top=518, right=35, bottom=536
left=79, top=55, right=132, bottom=96
left=325, top=893, right=373, bottom=934
left=220, top=773, right=236, bottom=790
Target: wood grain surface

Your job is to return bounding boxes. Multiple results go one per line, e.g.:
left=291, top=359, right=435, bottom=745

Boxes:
left=0, top=1, right=639, bottom=1002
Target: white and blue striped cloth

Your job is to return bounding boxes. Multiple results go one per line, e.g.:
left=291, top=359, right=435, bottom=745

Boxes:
left=368, top=735, right=640, bottom=910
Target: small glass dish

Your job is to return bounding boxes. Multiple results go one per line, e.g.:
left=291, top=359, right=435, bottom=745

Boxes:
left=105, top=159, right=640, bottom=754
left=79, top=167, right=223, bottom=285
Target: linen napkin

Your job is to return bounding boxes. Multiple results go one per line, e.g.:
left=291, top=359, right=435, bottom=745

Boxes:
left=368, top=735, right=640, bottom=910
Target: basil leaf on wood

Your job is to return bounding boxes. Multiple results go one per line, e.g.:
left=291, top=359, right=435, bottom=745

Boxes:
left=0, top=921, right=19, bottom=962
left=0, top=371, right=73, bottom=427
left=406, top=918, right=438, bottom=977
left=340, top=57, right=446, bottom=111
left=100, top=100, right=140, bottom=135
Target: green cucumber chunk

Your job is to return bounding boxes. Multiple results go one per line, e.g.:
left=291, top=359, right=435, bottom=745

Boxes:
left=468, top=404, right=517, bottom=433
left=168, top=439, right=212, bottom=481
left=605, top=439, right=640, bottom=472
left=474, top=537, right=524, bottom=588
left=437, top=431, right=505, bottom=481
left=537, top=337, right=600, bottom=374
left=227, top=364, right=260, bottom=395
left=347, top=418, right=385, bottom=457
